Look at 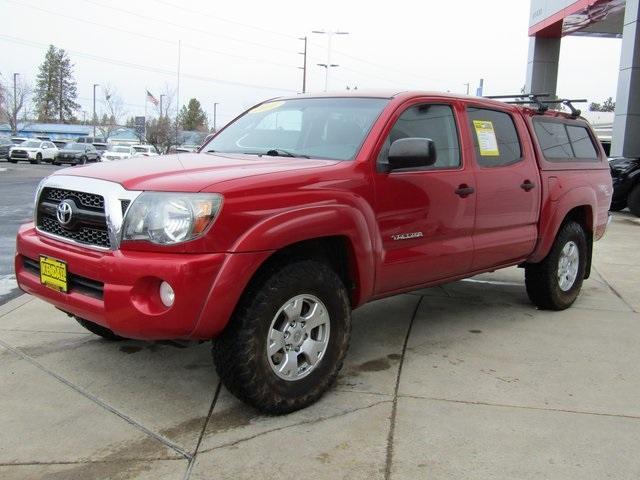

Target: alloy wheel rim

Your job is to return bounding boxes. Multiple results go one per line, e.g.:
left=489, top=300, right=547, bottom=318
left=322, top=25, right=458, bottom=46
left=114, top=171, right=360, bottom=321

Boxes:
left=266, top=294, right=330, bottom=381
left=557, top=240, right=579, bottom=292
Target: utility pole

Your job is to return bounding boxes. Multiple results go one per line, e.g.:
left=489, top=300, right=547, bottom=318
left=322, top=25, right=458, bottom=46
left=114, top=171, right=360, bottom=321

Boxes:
left=13, top=73, right=19, bottom=136
left=213, top=102, right=219, bottom=132
left=59, top=64, right=63, bottom=123
left=93, top=83, right=99, bottom=138
left=160, top=94, right=165, bottom=118
left=464, top=83, right=470, bottom=95
left=298, top=36, right=307, bottom=93
left=313, top=29, right=349, bottom=91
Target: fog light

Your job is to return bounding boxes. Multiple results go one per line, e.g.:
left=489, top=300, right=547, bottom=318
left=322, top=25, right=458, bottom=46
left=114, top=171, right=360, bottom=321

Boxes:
left=159, top=281, right=175, bottom=307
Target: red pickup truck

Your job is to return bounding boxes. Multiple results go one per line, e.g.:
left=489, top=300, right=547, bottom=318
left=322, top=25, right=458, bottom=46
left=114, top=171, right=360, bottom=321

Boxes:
left=15, top=91, right=612, bottom=413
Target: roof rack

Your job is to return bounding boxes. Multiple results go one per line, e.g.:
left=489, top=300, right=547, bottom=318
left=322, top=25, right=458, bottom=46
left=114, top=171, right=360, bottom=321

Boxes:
left=484, top=93, right=587, bottom=118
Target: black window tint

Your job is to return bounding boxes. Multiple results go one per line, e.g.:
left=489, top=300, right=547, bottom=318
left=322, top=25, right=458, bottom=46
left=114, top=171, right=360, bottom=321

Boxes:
left=378, top=104, right=460, bottom=169
left=467, top=108, right=522, bottom=167
left=534, top=120, right=599, bottom=162
left=567, top=125, right=598, bottom=159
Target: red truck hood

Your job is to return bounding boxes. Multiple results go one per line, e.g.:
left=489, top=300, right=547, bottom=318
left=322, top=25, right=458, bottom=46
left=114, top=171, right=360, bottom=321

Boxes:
left=51, top=152, right=339, bottom=191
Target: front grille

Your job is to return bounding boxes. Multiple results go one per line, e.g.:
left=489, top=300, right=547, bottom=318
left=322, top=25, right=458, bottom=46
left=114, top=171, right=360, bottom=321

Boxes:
left=22, top=256, right=104, bottom=300
left=44, top=188, right=104, bottom=209
left=37, top=187, right=111, bottom=248
left=11, top=150, right=28, bottom=158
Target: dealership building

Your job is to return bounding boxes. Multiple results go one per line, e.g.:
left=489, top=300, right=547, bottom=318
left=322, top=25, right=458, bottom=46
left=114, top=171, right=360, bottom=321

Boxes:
left=526, top=0, right=639, bottom=158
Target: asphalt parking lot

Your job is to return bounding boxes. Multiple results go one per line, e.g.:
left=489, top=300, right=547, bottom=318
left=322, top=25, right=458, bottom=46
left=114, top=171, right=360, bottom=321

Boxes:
left=0, top=206, right=639, bottom=479
left=0, top=162, right=62, bottom=304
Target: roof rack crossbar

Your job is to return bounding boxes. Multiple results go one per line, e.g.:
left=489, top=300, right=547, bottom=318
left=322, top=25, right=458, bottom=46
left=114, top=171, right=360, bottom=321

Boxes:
left=493, top=97, right=587, bottom=118
left=484, top=93, right=550, bottom=99
left=485, top=93, right=552, bottom=112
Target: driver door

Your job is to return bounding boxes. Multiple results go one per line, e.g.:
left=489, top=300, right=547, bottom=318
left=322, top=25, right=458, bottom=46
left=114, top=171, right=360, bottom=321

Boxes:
left=373, top=100, right=476, bottom=294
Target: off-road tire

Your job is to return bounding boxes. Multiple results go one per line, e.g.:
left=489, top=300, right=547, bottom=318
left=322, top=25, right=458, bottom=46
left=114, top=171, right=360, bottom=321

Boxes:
left=212, top=259, right=351, bottom=414
left=628, top=185, right=640, bottom=217
left=76, top=317, right=125, bottom=341
left=525, top=221, right=587, bottom=310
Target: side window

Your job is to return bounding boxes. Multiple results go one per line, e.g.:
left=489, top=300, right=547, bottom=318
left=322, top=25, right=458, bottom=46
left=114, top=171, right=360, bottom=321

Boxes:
left=377, top=104, right=460, bottom=169
left=467, top=107, right=522, bottom=167
left=566, top=125, right=598, bottom=159
left=533, top=120, right=599, bottom=162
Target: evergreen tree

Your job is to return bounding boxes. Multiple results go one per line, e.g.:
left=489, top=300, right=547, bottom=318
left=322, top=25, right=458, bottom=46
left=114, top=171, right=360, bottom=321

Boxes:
left=33, top=45, right=80, bottom=123
left=34, top=46, right=58, bottom=122
left=177, top=98, right=208, bottom=131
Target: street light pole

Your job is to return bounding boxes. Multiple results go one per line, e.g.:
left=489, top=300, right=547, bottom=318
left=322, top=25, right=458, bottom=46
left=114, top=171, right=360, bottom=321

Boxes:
left=298, top=36, right=307, bottom=94
left=213, top=102, right=219, bottom=132
left=312, top=29, right=349, bottom=91
left=93, top=83, right=99, bottom=138
left=13, top=73, right=19, bottom=135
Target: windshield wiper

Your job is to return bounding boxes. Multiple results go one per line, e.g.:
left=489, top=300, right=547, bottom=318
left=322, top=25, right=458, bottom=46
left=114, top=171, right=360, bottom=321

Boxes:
left=265, top=148, right=310, bottom=159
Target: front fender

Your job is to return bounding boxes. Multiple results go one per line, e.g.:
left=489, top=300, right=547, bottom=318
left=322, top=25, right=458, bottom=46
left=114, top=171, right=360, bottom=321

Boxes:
left=231, top=204, right=378, bottom=306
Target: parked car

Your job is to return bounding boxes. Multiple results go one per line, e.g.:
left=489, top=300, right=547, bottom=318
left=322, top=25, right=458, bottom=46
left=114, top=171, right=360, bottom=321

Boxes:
left=77, top=136, right=106, bottom=144
left=52, top=140, right=70, bottom=150
left=92, top=142, right=108, bottom=159
left=609, top=157, right=640, bottom=216
left=130, top=144, right=159, bottom=157
left=53, top=143, right=101, bottom=166
left=101, top=145, right=133, bottom=161
left=0, top=137, right=13, bottom=159
left=8, top=140, right=58, bottom=164
left=15, top=92, right=612, bottom=414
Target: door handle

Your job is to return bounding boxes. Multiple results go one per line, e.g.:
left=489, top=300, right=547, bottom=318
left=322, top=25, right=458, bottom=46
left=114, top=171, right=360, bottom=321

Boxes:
left=520, top=180, right=536, bottom=191
left=454, top=185, right=475, bottom=197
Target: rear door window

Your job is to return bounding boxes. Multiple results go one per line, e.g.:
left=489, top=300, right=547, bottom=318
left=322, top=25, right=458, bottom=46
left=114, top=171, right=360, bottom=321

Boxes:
left=533, top=119, right=598, bottom=161
left=467, top=108, right=522, bottom=167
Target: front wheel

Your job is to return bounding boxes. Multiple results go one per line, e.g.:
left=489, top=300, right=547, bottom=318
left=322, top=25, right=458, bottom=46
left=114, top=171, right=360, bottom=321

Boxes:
left=525, top=221, right=587, bottom=310
left=35, top=153, right=42, bottom=164
left=212, top=260, right=351, bottom=414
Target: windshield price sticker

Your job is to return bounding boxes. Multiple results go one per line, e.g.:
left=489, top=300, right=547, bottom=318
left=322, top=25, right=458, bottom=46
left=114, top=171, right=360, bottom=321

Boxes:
left=472, top=120, right=500, bottom=156
left=249, top=101, right=286, bottom=114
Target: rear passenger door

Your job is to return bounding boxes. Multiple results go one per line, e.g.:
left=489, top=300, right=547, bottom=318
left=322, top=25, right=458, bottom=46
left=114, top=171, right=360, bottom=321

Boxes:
left=465, top=106, right=540, bottom=270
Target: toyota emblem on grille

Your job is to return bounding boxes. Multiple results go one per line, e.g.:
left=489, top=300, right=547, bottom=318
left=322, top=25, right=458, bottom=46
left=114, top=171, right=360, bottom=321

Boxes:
left=56, top=200, right=73, bottom=226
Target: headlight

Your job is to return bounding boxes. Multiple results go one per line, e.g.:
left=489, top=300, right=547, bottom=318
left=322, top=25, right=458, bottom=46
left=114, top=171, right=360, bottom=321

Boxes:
left=122, top=192, right=223, bottom=244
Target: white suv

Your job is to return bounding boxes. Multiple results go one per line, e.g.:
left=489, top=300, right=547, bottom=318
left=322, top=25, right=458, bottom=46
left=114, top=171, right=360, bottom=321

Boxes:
left=9, top=140, right=58, bottom=164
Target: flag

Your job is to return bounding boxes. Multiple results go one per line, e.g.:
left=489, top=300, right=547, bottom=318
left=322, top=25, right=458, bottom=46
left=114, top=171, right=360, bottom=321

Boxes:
left=146, top=90, right=159, bottom=106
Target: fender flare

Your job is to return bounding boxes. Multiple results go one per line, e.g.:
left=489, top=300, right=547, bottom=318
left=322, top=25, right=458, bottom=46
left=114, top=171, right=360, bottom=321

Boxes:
left=231, top=204, right=377, bottom=305
left=529, top=186, right=596, bottom=264
left=191, top=204, right=378, bottom=338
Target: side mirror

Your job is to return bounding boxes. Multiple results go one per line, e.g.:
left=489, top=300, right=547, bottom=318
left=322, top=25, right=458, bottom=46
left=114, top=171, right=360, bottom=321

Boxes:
left=388, top=138, right=436, bottom=170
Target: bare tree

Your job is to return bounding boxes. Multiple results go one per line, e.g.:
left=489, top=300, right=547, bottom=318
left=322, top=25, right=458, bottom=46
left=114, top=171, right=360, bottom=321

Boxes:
left=0, top=74, right=32, bottom=135
left=97, top=84, right=127, bottom=139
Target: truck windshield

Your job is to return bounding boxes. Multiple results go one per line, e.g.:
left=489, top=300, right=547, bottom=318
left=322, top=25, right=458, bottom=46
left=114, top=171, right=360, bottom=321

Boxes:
left=202, top=97, right=389, bottom=161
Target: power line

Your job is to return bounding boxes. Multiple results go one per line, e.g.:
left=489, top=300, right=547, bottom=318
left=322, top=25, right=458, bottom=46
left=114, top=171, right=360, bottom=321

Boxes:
left=151, top=0, right=299, bottom=41
left=79, top=0, right=296, bottom=55
left=3, top=0, right=299, bottom=70
left=0, top=34, right=297, bottom=93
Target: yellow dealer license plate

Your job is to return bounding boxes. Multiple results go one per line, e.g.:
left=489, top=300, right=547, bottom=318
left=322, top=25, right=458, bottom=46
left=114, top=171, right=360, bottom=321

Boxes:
left=39, top=255, right=68, bottom=293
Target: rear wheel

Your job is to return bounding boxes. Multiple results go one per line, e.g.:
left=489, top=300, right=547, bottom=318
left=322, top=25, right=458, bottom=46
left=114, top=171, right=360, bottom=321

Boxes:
left=628, top=185, right=640, bottom=217
left=525, top=221, right=587, bottom=310
left=212, top=259, right=351, bottom=414
left=75, top=317, right=125, bottom=341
